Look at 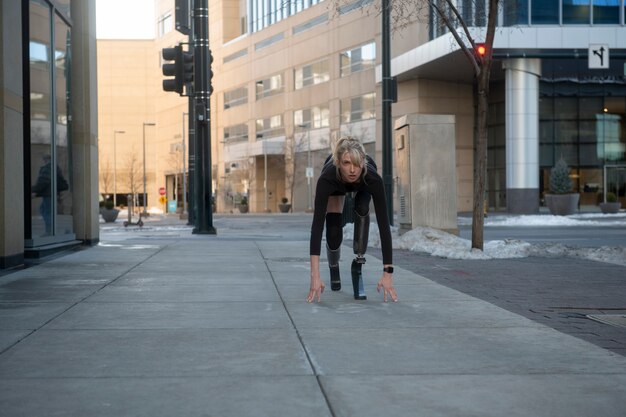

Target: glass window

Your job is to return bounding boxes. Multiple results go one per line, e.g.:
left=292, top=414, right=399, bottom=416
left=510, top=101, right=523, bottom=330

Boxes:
left=54, top=15, right=73, bottom=235
left=224, top=123, right=249, bottom=143
left=340, top=93, right=376, bottom=123
left=30, top=0, right=54, bottom=238
left=563, top=0, right=590, bottom=24
left=224, top=86, right=248, bottom=109
left=503, top=0, right=529, bottom=25
left=593, top=0, right=620, bottom=24
left=294, top=60, right=330, bottom=90
left=294, top=105, right=330, bottom=129
left=255, top=74, right=284, bottom=100
left=340, top=42, right=376, bottom=77
left=256, top=114, right=284, bottom=139
left=158, top=13, right=173, bottom=37
left=28, top=1, right=73, bottom=240
left=554, top=98, right=578, bottom=120
left=531, top=0, right=559, bottom=24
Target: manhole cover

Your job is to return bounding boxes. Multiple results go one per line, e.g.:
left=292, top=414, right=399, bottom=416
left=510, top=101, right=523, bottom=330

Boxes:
left=587, top=314, right=626, bottom=328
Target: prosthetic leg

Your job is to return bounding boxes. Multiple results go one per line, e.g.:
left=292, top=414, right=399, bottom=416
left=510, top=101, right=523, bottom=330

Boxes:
left=325, top=213, right=343, bottom=291
left=326, top=245, right=341, bottom=291
left=351, top=211, right=369, bottom=300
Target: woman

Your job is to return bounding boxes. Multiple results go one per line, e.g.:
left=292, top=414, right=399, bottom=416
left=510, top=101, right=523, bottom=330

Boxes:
left=307, top=136, right=397, bottom=303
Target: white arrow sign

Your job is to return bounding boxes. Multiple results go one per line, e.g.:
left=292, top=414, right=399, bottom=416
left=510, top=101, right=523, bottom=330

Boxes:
left=589, top=44, right=609, bottom=69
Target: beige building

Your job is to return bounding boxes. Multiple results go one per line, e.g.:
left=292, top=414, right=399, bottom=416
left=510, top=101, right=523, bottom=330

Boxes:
left=98, top=0, right=473, bottom=215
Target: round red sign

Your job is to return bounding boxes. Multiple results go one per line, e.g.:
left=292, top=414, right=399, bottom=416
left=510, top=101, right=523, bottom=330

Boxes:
left=159, top=187, right=166, bottom=196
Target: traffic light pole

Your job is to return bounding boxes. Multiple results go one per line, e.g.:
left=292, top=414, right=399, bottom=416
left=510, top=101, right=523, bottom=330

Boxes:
left=192, top=0, right=216, bottom=234
left=186, top=24, right=195, bottom=226
left=381, top=0, right=393, bottom=226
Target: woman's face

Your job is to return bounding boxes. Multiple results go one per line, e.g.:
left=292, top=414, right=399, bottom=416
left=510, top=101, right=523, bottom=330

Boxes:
left=338, top=151, right=363, bottom=183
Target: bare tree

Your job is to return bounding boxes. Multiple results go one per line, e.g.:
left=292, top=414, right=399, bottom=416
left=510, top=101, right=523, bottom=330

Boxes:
left=123, top=149, right=144, bottom=212
left=330, top=0, right=499, bottom=250
left=99, top=157, right=113, bottom=196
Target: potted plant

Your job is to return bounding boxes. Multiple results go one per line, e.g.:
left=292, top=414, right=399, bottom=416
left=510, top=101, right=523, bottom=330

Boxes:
left=238, top=196, right=249, bottom=213
left=278, top=197, right=292, bottom=213
left=544, top=157, right=579, bottom=215
left=101, top=199, right=120, bottom=222
left=599, top=192, right=621, bottom=214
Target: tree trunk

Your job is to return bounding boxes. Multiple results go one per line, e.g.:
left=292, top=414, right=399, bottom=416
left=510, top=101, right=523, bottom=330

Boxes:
left=471, top=70, right=490, bottom=250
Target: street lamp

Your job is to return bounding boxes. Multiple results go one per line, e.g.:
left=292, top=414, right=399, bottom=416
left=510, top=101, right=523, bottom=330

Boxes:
left=142, top=122, right=156, bottom=216
left=298, top=123, right=313, bottom=211
left=113, top=130, right=125, bottom=207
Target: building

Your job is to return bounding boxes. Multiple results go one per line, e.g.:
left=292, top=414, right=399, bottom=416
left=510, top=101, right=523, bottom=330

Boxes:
left=147, top=0, right=625, bottom=217
left=1, top=0, right=99, bottom=269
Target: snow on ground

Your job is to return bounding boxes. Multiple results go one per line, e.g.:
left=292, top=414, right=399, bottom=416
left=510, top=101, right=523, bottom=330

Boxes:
left=347, top=213, right=626, bottom=266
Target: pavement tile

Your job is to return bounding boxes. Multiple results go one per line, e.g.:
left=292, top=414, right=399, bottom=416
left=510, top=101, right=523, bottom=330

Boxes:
left=321, top=375, right=626, bottom=417
left=0, top=328, right=312, bottom=378
left=46, top=301, right=293, bottom=330
left=0, top=376, right=331, bottom=417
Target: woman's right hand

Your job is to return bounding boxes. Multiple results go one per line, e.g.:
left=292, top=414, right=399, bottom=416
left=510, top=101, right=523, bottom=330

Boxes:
left=307, top=272, right=325, bottom=303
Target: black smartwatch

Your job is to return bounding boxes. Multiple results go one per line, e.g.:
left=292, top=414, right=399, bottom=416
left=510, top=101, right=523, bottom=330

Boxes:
left=383, top=266, right=394, bottom=274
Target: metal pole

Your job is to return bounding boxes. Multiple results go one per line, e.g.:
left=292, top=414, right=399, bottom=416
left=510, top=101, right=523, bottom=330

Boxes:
left=307, top=129, right=312, bottom=211
left=382, top=0, right=393, bottom=225
left=142, top=122, right=155, bottom=216
left=113, top=130, right=125, bottom=206
left=264, top=152, right=268, bottom=212
left=192, top=0, right=216, bottom=234
left=182, top=112, right=188, bottom=218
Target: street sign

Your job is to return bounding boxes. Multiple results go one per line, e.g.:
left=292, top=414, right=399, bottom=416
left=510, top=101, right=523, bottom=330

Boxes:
left=159, top=196, right=167, bottom=205
left=589, top=44, right=609, bottom=69
left=159, top=187, right=166, bottom=196
left=306, top=167, right=314, bottom=178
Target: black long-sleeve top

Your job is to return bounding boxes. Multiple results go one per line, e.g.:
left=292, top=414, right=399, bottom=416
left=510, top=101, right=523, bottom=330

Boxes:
left=309, top=155, right=393, bottom=265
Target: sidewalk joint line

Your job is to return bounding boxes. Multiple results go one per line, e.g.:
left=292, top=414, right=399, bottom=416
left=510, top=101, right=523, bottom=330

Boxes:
left=256, top=242, right=337, bottom=417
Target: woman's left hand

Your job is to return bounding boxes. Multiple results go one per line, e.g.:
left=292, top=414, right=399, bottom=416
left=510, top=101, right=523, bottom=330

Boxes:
left=376, top=272, right=398, bottom=302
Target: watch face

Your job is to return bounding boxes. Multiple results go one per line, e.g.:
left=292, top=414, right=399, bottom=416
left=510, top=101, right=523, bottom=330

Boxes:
left=384, top=267, right=394, bottom=273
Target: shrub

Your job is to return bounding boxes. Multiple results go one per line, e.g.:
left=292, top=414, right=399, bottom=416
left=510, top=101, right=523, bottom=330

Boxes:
left=281, top=197, right=289, bottom=204
left=549, top=158, right=574, bottom=194
left=104, top=200, right=115, bottom=210
left=240, top=196, right=248, bottom=205
left=606, top=192, right=618, bottom=203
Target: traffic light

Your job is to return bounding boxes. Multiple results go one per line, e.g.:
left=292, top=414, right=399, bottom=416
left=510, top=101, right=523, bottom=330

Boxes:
left=207, top=48, right=214, bottom=95
left=162, top=45, right=193, bottom=95
left=475, top=43, right=487, bottom=57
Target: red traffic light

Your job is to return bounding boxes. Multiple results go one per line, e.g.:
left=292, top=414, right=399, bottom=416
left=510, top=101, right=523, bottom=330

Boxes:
left=476, top=43, right=487, bottom=57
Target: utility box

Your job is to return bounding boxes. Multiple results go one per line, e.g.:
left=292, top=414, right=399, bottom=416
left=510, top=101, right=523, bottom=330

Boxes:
left=394, top=114, right=458, bottom=235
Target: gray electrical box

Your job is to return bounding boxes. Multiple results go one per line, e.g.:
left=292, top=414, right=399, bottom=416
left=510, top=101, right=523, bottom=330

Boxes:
left=394, top=114, right=458, bottom=235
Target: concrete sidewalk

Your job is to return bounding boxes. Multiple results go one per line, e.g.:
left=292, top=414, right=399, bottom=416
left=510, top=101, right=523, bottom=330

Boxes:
left=1, top=214, right=625, bottom=416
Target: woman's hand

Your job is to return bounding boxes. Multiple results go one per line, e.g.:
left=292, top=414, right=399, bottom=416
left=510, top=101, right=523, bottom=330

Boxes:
left=376, top=271, right=398, bottom=302
left=307, top=273, right=325, bottom=303
left=308, top=255, right=325, bottom=303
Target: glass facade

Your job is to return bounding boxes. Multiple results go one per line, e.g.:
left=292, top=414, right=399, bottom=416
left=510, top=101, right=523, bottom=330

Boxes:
left=249, top=0, right=323, bottom=33
left=437, top=0, right=625, bottom=34
left=27, top=0, right=73, bottom=241
left=500, top=0, right=625, bottom=25
left=487, top=59, right=626, bottom=210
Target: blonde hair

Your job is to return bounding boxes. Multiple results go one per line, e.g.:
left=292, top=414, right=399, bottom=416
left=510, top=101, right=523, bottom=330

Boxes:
left=332, top=136, right=368, bottom=182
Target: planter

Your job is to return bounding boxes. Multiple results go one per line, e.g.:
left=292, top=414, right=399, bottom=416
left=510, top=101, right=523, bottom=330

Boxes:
left=238, top=204, right=249, bottom=213
left=545, top=193, right=579, bottom=215
left=101, top=208, right=120, bottom=223
left=278, top=203, right=292, bottom=213
left=599, top=202, right=621, bottom=214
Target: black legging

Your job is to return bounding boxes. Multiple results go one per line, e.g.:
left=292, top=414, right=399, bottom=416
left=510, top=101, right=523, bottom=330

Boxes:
left=325, top=191, right=371, bottom=250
